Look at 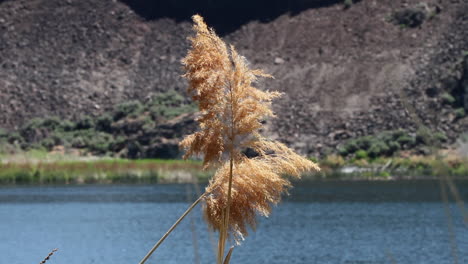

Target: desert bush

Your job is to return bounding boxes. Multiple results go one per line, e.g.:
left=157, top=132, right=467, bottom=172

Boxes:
left=86, top=132, right=115, bottom=154
left=95, top=114, right=113, bottom=132
left=355, top=149, right=368, bottom=160
left=149, top=91, right=196, bottom=120
left=0, top=128, right=8, bottom=139
left=109, top=136, right=126, bottom=152
left=388, top=141, right=401, bottom=153
left=343, top=0, right=353, bottom=8
left=71, top=136, right=86, bottom=148
left=441, top=92, right=456, bottom=104
left=38, top=117, right=62, bottom=130
left=434, top=132, right=448, bottom=143
left=321, top=155, right=345, bottom=169
left=368, top=141, right=390, bottom=157
left=20, top=117, right=62, bottom=142
left=454, top=108, right=466, bottom=118
left=397, top=134, right=416, bottom=147
left=113, top=101, right=144, bottom=121
left=76, top=115, right=95, bottom=130
left=39, top=138, right=56, bottom=150
left=391, top=7, right=426, bottom=28
left=337, top=129, right=448, bottom=158
left=7, top=132, right=23, bottom=145
left=127, top=141, right=143, bottom=159
left=59, top=120, right=76, bottom=132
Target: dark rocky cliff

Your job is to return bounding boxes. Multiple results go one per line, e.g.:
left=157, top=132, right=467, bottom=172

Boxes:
left=0, top=0, right=467, bottom=156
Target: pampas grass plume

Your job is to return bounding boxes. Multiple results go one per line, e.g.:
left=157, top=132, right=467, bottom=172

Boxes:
left=180, top=14, right=320, bottom=261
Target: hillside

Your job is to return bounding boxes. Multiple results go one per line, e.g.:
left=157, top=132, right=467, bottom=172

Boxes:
left=0, top=0, right=467, bottom=157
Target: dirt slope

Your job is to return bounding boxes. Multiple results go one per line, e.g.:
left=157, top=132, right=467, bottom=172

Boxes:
left=0, top=0, right=467, bottom=156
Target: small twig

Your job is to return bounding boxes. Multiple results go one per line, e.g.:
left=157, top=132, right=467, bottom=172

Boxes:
left=39, top=248, right=58, bottom=264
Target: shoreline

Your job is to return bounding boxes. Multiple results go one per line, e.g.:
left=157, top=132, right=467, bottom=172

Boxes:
left=0, top=154, right=467, bottom=185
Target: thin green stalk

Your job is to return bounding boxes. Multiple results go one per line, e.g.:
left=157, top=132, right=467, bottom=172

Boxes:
left=139, top=192, right=207, bottom=264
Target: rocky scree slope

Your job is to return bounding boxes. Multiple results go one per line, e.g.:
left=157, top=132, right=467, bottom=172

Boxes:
left=0, top=0, right=467, bottom=157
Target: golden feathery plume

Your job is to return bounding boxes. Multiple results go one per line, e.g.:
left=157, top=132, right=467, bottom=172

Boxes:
left=180, top=14, right=320, bottom=262
left=204, top=140, right=319, bottom=242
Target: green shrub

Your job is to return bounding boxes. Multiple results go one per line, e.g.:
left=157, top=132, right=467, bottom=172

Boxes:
left=378, top=171, right=391, bottom=178
left=76, top=115, right=95, bottom=130
left=387, top=141, right=401, bottom=152
left=20, top=117, right=65, bottom=136
left=86, top=132, right=115, bottom=154
left=391, top=7, right=426, bottom=28
left=321, top=155, right=345, bottom=169
left=7, top=132, right=23, bottom=145
left=338, top=146, right=348, bottom=156
left=141, top=116, right=156, bottom=132
left=355, top=150, right=368, bottom=160
left=368, top=141, right=390, bottom=157
left=113, top=101, right=144, bottom=121
left=109, top=136, right=126, bottom=152
left=71, top=137, right=86, bottom=148
left=416, top=127, right=431, bottom=145
left=40, top=138, right=56, bottom=150
left=355, top=136, right=374, bottom=150
left=454, top=108, right=466, bottom=118
left=96, top=114, right=113, bottom=132
left=309, top=157, right=318, bottom=163
left=343, top=0, right=353, bottom=8
left=441, top=92, right=456, bottom=104
left=0, top=128, right=8, bottom=138
left=41, top=117, right=62, bottom=130
left=59, top=120, right=76, bottom=132
left=397, top=134, right=416, bottom=147
left=344, top=140, right=359, bottom=153
left=149, top=91, right=196, bottom=120
left=452, top=164, right=468, bottom=177
left=434, top=132, right=448, bottom=143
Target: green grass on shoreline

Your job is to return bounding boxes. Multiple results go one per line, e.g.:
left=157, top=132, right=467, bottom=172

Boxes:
left=0, top=158, right=212, bottom=185
left=0, top=153, right=467, bottom=185
left=313, top=154, right=468, bottom=180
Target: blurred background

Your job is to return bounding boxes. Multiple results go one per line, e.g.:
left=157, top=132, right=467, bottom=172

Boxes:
left=0, top=0, right=467, bottom=263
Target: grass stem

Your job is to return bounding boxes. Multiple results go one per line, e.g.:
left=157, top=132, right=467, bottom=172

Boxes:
left=217, top=151, right=234, bottom=263
left=139, top=192, right=207, bottom=264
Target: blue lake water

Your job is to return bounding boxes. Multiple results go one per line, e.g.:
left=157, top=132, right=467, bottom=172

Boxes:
left=0, top=180, right=467, bottom=264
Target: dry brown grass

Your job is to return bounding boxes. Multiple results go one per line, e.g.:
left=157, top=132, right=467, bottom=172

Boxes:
left=180, top=14, right=319, bottom=262
left=139, top=15, right=319, bottom=264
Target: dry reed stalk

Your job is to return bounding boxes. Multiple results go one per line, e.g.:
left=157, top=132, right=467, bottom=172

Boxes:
left=223, top=246, right=234, bottom=264
left=139, top=192, right=207, bottom=264
left=180, top=14, right=319, bottom=262
left=39, top=248, right=57, bottom=264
